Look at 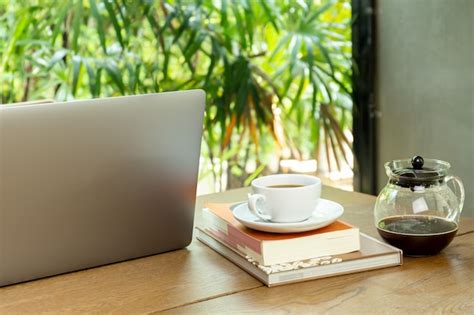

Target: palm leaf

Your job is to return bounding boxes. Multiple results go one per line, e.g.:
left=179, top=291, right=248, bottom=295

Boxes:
left=71, top=0, right=83, bottom=52
left=104, top=0, right=125, bottom=50
left=84, top=59, right=97, bottom=97
left=71, top=55, right=82, bottom=96
left=51, top=3, right=70, bottom=46
left=104, top=61, right=125, bottom=94
left=89, top=0, right=107, bottom=54
left=222, top=113, right=237, bottom=150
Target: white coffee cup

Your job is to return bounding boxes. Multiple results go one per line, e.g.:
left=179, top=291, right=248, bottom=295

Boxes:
left=247, top=174, right=321, bottom=223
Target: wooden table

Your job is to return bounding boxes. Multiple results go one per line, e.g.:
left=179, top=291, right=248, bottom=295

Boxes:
left=1, top=186, right=473, bottom=314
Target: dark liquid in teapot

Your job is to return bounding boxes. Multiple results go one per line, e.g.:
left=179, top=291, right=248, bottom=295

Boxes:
left=377, top=215, right=458, bottom=256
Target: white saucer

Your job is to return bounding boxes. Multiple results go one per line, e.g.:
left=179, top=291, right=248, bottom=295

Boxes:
left=231, top=199, right=344, bottom=233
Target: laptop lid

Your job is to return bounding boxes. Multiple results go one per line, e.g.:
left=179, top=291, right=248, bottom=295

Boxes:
left=0, top=90, right=205, bottom=286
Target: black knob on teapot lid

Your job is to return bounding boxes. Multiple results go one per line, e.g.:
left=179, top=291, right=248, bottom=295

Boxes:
left=411, top=156, right=424, bottom=170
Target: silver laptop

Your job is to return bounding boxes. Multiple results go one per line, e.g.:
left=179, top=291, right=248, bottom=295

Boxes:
left=0, top=90, right=205, bottom=286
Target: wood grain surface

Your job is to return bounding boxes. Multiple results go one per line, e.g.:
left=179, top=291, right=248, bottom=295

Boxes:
left=1, top=186, right=473, bottom=314
left=163, top=233, right=474, bottom=314
left=162, top=233, right=474, bottom=314
left=0, top=239, right=261, bottom=313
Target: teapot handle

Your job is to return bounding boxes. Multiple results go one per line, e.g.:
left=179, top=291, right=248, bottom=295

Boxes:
left=445, top=176, right=465, bottom=215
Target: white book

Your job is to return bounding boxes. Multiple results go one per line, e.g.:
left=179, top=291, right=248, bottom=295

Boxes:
left=196, top=228, right=403, bottom=287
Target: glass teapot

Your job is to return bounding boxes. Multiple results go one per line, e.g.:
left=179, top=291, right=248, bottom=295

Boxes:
left=374, top=156, right=465, bottom=256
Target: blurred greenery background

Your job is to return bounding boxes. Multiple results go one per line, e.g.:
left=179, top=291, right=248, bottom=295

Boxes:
left=0, top=0, right=352, bottom=192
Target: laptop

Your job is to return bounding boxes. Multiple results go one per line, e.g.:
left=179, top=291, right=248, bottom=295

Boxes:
left=0, top=90, right=205, bottom=286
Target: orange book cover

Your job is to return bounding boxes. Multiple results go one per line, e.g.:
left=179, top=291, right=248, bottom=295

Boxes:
left=205, top=202, right=354, bottom=240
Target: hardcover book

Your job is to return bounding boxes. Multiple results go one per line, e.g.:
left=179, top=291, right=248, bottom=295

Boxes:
left=196, top=228, right=403, bottom=287
left=202, top=203, right=360, bottom=265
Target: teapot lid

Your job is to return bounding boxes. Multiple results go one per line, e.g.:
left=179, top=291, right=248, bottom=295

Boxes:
left=385, top=156, right=450, bottom=188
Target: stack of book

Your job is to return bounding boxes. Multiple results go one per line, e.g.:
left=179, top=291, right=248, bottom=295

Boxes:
left=197, top=202, right=402, bottom=287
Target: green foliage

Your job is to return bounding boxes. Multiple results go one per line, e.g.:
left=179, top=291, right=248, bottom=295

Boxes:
left=0, top=0, right=352, bottom=190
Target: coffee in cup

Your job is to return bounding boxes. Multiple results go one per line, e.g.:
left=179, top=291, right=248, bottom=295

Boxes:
left=247, top=174, right=321, bottom=223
